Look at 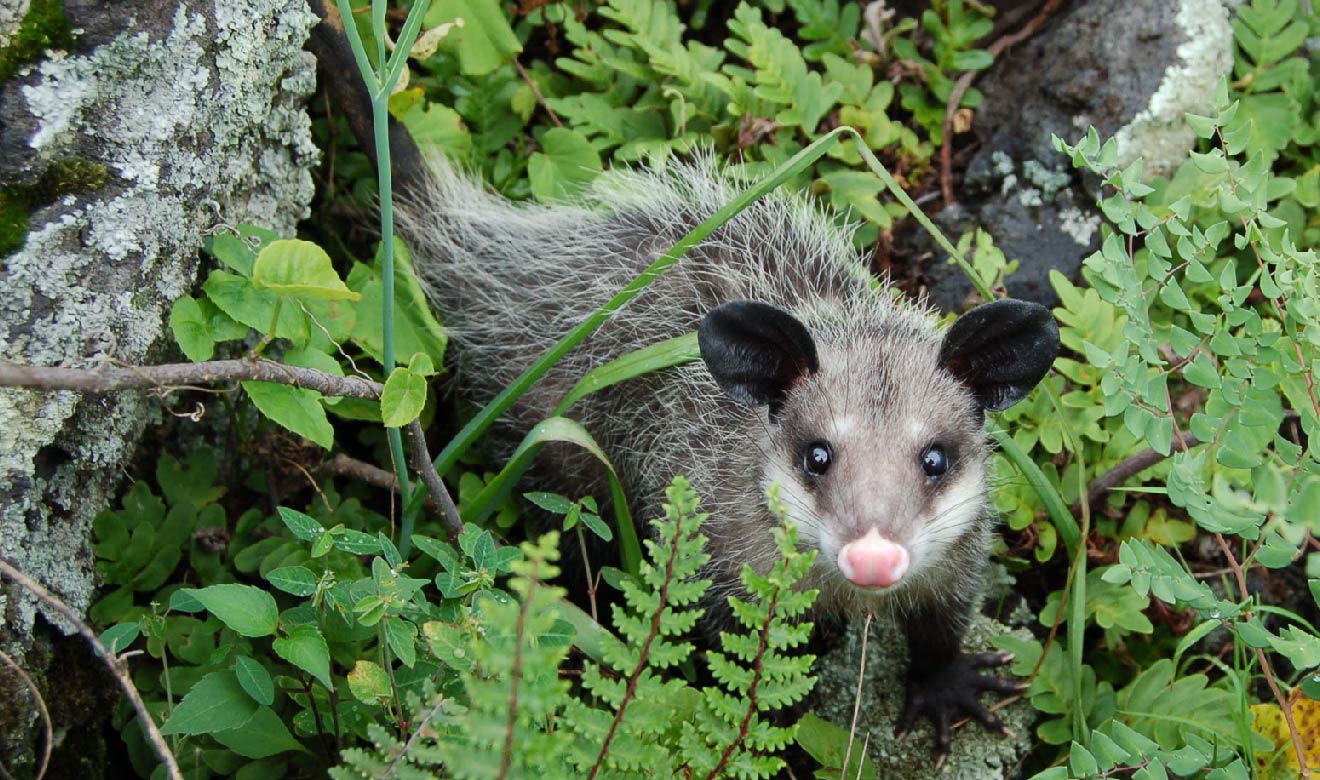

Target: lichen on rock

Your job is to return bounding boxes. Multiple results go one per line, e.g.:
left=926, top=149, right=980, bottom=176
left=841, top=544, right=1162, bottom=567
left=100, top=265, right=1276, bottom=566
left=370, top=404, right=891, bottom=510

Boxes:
left=0, top=1, right=319, bottom=765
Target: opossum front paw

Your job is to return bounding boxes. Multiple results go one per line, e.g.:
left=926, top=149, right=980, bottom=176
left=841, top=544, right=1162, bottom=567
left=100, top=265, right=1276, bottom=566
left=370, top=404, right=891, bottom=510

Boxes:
left=894, top=650, right=1022, bottom=764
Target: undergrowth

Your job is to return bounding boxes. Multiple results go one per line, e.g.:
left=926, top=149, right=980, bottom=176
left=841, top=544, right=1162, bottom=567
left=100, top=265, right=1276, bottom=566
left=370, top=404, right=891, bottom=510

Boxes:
left=65, top=0, right=1320, bottom=779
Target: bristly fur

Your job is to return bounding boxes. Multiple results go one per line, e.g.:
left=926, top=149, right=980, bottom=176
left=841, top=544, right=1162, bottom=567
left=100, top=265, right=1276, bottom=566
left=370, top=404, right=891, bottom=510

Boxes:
left=398, top=156, right=992, bottom=628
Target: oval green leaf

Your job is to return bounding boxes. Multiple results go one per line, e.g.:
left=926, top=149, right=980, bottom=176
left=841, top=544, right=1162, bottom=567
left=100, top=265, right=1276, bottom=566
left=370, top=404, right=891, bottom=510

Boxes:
left=186, top=584, right=279, bottom=638
left=159, top=670, right=258, bottom=736
left=242, top=381, right=334, bottom=450
left=251, top=239, right=360, bottom=302
left=380, top=366, right=428, bottom=428
left=234, top=655, right=275, bottom=706
left=273, top=625, right=332, bottom=690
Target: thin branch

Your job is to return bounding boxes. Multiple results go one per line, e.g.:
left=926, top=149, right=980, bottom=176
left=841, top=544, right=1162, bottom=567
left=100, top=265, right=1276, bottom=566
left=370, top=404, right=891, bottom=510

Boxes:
left=1069, top=432, right=1199, bottom=518
left=0, top=648, right=52, bottom=780
left=0, top=359, right=383, bottom=399
left=513, top=59, right=562, bottom=128
left=0, top=559, right=183, bottom=780
left=1213, top=535, right=1311, bottom=779
left=0, top=359, right=466, bottom=542
left=404, top=420, right=463, bottom=542
left=939, top=0, right=1062, bottom=204
left=384, top=694, right=448, bottom=780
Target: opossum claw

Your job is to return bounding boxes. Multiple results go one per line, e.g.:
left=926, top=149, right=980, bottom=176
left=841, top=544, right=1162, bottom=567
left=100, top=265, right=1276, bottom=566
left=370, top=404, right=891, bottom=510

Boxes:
left=897, top=650, right=1018, bottom=760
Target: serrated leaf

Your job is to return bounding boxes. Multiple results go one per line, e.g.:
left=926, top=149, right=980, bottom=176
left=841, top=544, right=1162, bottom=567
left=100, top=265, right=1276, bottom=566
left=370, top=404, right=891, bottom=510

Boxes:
left=266, top=566, right=317, bottom=597
left=242, top=381, right=334, bottom=450
left=347, top=660, right=392, bottom=704
left=186, top=584, right=279, bottom=637
left=100, top=622, right=140, bottom=654
left=273, top=625, right=332, bottom=690
left=251, top=239, right=359, bottom=302
left=160, top=670, right=258, bottom=736
left=212, top=706, right=306, bottom=758
left=277, top=507, right=324, bottom=541
left=234, top=656, right=274, bottom=706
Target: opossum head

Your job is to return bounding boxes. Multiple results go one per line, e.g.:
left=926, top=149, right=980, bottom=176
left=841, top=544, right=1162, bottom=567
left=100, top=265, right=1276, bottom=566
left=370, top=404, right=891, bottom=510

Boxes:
left=698, top=298, right=1058, bottom=596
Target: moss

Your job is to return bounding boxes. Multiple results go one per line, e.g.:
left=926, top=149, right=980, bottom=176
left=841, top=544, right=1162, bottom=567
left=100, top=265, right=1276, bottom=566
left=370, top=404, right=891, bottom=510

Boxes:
left=0, top=158, right=108, bottom=257
left=0, top=0, right=73, bottom=83
left=0, top=193, right=28, bottom=257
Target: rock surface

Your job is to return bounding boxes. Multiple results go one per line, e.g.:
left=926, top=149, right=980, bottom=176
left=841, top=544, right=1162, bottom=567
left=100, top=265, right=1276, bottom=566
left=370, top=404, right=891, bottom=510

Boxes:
left=0, top=0, right=319, bottom=771
left=806, top=613, right=1036, bottom=779
left=923, top=0, right=1233, bottom=311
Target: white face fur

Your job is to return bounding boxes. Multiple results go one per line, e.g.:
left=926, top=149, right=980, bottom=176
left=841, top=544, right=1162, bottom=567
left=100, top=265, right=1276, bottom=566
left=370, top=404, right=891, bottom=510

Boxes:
left=755, top=339, right=990, bottom=598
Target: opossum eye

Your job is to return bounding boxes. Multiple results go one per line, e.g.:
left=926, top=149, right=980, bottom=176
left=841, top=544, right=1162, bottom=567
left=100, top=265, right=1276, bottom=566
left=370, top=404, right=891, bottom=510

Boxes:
left=801, top=441, right=833, bottom=477
left=920, top=444, right=950, bottom=477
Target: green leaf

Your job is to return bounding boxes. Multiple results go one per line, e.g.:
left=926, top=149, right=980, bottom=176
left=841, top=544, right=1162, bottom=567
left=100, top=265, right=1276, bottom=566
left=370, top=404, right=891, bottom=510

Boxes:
left=425, top=0, right=522, bottom=76
left=528, top=127, right=603, bottom=202
left=159, top=670, right=258, bottom=736
left=186, top=584, right=279, bottom=637
left=212, top=706, right=306, bottom=758
left=276, top=507, right=324, bottom=541
left=347, top=659, right=392, bottom=705
left=380, top=365, right=429, bottom=428
left=202, top=271, right=309, bottom=342
left=523, top=492, right=573, bottom=514
left=100, top=622, right=140, bottom=654
left=251, top=239, right=360, bottom=302
left=169, top=296, right=215, bottom=362
left=234, top=656, right=274, bottom=706
left=266, top=566, right=317, bottom=597
left=385, top=619, right=418, bottom=668
left=242, top=381, right=334, bottom=450
left=273, top=625, right=333, bottom=690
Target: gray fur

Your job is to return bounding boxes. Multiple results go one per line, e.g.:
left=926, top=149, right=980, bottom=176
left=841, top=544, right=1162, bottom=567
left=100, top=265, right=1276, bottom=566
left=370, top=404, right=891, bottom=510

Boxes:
left=398, top=157, right=992, bottom=625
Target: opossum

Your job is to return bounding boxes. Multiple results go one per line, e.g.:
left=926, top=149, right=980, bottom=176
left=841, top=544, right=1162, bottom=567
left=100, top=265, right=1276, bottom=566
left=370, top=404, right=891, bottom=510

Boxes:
left=396, top=157, right=1059, bottom=757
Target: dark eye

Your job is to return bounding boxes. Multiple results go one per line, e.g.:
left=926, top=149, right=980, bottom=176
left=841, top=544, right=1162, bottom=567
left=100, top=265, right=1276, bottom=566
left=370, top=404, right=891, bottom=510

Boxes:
left=921, top=444, right=950, bottom=477
left=801, top=441, right=833, bottom=477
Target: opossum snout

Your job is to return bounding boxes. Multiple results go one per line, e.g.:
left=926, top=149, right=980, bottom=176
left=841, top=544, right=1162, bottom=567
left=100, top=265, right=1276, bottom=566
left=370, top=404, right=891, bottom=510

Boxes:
left=836, top=528, right=910, bottom=589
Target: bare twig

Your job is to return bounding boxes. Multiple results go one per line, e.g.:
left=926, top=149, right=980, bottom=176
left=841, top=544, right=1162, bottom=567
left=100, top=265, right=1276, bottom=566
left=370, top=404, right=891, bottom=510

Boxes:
left=1213, top=534, right=1311, bottom=779
left=0, top=359, right=383, bottom=399
left=405, top=420, right=464, bottom=542
left=0, top=358, right=465, bottom=541
left=513, top=59, right=563, bottom=128
left=939, top=0, right=1062, bottom=204
left=0, top=559, right=184, bottom=780
left=0, top=648, right=52, bottom=780
left=321, top=453, right=403, bottom=491
left=841, top=612, right=873, bottom=780
left=1069, top=432, right=1199, bottom=518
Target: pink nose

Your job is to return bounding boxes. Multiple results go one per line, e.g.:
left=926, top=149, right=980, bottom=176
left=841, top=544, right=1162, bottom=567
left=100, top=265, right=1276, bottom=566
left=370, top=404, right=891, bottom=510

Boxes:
left=837, top=530, right=910, bottom=588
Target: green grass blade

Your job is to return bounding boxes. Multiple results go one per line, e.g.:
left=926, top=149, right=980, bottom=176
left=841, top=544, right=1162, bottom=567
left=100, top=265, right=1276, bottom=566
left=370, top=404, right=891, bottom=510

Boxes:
left=463, top=417, right=642, bottom=574
left=553, top=332, right=700, bottom=416
left=403, top=127, right=859, bottom=531
left=992, top=430, right=1079, bottom=551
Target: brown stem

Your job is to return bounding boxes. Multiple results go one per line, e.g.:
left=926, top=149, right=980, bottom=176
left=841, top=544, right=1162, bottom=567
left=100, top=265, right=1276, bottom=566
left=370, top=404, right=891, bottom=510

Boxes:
left=0, top=648, right=52, bottom=780
left=0, top=359, right=383, bottom=399
left=0, top=559, right=183, bottom=780
left=1213, top=535, right=1311, bottom=779
left=0, top=359, right=466, bottom=543
left=1069, top=432, right=1199, bottom=518
left=513, top=59, right=563, bottom=128
left=404, top=420, right=464, bottom=542
left=587, top=491, right=693, bottom=780
left=939, top=0, right=1062, bottom=205
left=703, top=588, right=779, bottom=780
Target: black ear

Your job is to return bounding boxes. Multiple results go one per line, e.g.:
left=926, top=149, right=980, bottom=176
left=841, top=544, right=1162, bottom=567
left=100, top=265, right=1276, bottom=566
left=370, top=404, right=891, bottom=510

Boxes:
left=698, top=300, right=818, bottom=408
left=939, top=298, right=1059, bottom=411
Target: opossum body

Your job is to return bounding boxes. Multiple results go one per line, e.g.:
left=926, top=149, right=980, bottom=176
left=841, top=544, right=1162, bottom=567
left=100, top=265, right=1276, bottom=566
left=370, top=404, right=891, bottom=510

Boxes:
left=399, top=158, right=1058, bottom=755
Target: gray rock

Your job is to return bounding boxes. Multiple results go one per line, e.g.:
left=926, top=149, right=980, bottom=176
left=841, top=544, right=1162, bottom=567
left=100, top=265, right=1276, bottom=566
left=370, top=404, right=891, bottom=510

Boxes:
left=0, top=0, right=318, bottom=771
left=925, top=0, right=1233, bottom=312
left=806, top=614, right=1036, bottom=780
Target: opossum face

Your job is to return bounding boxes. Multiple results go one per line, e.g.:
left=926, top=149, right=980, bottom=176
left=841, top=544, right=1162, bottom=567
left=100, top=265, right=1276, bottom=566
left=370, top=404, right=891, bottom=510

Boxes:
left=699, top=299, right=1059, bottom=594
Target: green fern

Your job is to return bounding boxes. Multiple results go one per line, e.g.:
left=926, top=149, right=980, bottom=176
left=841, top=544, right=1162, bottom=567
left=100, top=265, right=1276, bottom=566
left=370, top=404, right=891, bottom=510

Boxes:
left=329, top=477, right=818, bottom=780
